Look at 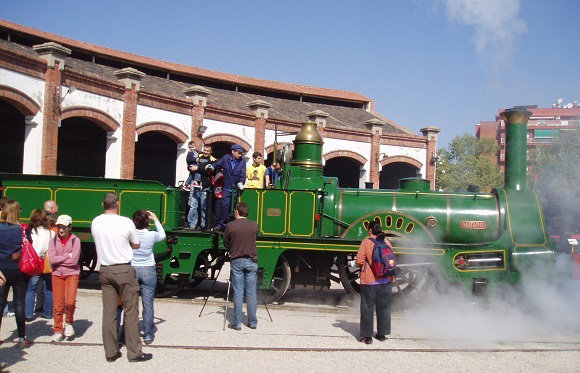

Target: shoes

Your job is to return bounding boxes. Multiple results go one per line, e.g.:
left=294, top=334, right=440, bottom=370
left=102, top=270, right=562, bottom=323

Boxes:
left=25, top=317, right=35, bottom=322
left=18, top=337, right=33, bottom=349
left=106, top=351, right=122, bottom=362
left=228, top=324, right=241, bottom=331
left=129, top=353, right=153, bottom=362
left=374, top=334, right=387, bottom=342
left=64, top=323, right=75, bottom=338
left=40, top=314, right=52, bottom=319
left=3, top=311, right=14, bottom=317
left=52, top=333, right=64, bottom=342
left=246, top=323, right=257, bottom=329
left=180, top=185, right=191, bottom=192
left=360, top=337, right=373, bottom=345
left=143, top=337, right=154, bottom=345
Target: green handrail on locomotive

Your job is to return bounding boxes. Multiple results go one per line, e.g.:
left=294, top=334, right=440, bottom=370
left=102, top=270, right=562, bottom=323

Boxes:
left=0, top=107, right=572, bottom=302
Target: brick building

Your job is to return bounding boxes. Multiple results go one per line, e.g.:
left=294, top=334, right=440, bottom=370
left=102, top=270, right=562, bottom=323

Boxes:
left=476, top=103, right=580, bottom=172
left=0, top=20, right=440, bottom=189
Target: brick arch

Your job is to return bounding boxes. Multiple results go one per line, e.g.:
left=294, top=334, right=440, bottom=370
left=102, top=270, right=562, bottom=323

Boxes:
left=380, top=155, right=423, bottom=169
left=203, top=133, right=251, bottom=152
left=0, top=85, right=41, bottom=116
left=137, top=122, right=189, bottom=144
left=324, top=150, right=367, bottom=165
left=264, top=142, right=294, bottom=155
left=60, top=106, right=120, bottom=132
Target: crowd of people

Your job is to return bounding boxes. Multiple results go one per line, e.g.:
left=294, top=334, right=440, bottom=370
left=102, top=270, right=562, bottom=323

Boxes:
left=0, top=143, right=396, bottom=363
left=183, top=142, right=282, bottom=231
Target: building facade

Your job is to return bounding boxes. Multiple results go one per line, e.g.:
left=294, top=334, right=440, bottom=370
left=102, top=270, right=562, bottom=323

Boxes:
left=0, top=20, right=440, bottom=189
left=476, top=104, right=580, bottom=172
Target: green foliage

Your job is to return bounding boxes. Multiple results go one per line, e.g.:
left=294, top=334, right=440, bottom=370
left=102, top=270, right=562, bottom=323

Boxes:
left=436, top=134, right=503, bottom=192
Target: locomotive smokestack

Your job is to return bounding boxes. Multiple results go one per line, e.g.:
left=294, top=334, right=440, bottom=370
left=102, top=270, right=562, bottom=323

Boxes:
left=500, top=107, right=532, bottom=191
left=292, top=121, right=324, bottom=169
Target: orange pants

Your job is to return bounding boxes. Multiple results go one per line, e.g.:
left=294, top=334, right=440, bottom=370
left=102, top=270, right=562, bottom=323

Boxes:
left=52, top=274, right=79, bottom=334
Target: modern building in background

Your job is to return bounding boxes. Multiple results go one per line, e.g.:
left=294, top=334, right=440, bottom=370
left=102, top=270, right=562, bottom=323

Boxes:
left=476, top=102, right=580, bottom=172
left=0, top=20, right=440, bottom=189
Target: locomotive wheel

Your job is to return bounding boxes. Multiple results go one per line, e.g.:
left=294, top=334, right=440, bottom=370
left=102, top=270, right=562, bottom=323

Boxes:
left=79, top=245, right=97, bottom=280
left=337, top=253, right=361, bottom=294
left=190, top=250, right=224, bottom=288
left=155, top=274, right=187, bottom=298
left=261, top=255, right=291, bottom=303
left=337, top=253, right=432, bottom=298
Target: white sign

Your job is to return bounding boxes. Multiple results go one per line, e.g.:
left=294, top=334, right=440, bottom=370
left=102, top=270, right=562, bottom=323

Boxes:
left=568, top=239, right=578, bottom=245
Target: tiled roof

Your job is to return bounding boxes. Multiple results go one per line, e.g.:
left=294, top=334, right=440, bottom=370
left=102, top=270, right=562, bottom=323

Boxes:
left=0, top=20, right=417, bottom=135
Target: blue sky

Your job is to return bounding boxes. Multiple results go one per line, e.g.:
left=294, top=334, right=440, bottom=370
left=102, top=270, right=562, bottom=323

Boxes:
left=2, top=0, right=578, bottom=147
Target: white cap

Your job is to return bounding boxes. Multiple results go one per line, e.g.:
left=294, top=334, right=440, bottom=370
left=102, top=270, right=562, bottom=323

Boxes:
left=55, top=215, right=72, bottom=226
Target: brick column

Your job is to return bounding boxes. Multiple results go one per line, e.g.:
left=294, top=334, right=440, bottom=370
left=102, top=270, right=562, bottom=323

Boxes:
left=365, top=118, right=385, bottom=189
left=420, top=126, right=441, bottom=189
left=247, top=99, right=272, bottom=155
left=307, top=110, right=329, bottom=139
left=33, top=42, right=71, bottom=174
left=114, top=68, right=145, bottom=179
left=184, top=85, right=211, bottom=148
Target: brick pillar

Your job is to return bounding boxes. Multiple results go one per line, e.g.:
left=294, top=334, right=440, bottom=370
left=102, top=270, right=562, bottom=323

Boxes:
left=247, top=99, right=272, bottom=155
left=365, top=118, right=385, bottom=189
left=420, top=126, right=441, bottom=189
left=114, top=68, right=145, bottom=179
left=307, top=110, right=329, bottom=139
left=33, top=42, right=71, bottom=174
left=184, top=85, right=211, bottom=148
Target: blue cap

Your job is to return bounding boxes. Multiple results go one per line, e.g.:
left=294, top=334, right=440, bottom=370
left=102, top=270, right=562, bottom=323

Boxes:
left=231, top=144, right=244, bottom=153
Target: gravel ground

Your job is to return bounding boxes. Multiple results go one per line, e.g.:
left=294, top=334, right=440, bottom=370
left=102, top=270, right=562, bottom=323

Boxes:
left=1, top=275, right=578, bottom=373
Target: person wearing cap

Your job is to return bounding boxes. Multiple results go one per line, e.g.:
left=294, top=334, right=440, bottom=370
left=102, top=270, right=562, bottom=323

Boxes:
left=211, top=144, right=246, bottom=230
left=48, top=214, right=81, bottom=342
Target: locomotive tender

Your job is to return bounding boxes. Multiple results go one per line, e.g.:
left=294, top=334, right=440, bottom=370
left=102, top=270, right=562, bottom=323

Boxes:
left=0, top=107, right=560, bottom=301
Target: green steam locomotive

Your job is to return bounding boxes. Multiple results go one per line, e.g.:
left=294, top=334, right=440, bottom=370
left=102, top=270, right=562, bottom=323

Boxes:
left=0, top=107, right=562, bottom=301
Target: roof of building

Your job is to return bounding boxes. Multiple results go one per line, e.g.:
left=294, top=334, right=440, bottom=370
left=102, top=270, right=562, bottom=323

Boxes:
left=0, top=19, right=419, bottom=136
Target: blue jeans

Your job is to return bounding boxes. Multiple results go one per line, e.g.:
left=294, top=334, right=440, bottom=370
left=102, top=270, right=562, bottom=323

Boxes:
left=25, top=273, right=53, bottom=319
left=230, top=258, right=258, bottom=328
left=134, top=265, right=157, bottom=339
left=187, top=189, right=208, bottom=229
left=215, top=189, right=232, bottom=229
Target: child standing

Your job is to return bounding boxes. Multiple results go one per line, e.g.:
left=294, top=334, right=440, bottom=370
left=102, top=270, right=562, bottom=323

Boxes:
left=183, top=141, right=201, bottom=190
left=48, top=215, right=81, bottom=342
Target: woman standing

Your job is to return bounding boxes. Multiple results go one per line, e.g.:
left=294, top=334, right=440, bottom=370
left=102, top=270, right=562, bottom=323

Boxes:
left=0, top=200, right=32, bottom=348
left=48, top=215, right=81, bottom=342
left=25, top=209, right=55, bottom=321
left=132, top=210, right=165, bottom=344
left=355, top=221, right=394, bottom=344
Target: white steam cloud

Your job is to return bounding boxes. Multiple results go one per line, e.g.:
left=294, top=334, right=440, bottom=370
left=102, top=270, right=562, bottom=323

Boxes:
left=442, top=0, right=527, bottom=80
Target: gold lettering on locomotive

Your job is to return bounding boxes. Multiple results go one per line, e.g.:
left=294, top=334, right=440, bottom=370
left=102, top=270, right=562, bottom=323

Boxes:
left=460, top=221, right=487, bottom=229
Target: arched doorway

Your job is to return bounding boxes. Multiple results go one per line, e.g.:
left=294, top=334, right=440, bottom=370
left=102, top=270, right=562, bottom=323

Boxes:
left=0, top=99, right=25, bottom=173
left=57, top=117, right=107, bottom=177
left=379, top=162, right=419, bottom=189
left=209, top=141, right=232, bottom=160
left=134, top=132, right=178, bottom=186
left=323, top=157, right=362, bottom=188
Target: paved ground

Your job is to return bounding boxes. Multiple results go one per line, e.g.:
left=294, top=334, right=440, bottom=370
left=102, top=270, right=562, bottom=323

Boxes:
left=1, top=273, right=579, bottom=373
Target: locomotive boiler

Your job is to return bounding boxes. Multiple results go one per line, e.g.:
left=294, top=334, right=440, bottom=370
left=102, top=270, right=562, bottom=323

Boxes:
left=0, top=107, right=564, bottom=302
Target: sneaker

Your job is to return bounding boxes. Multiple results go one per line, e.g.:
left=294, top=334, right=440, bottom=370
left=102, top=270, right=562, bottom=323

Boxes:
left=25, top=317, right=35, bottom=322
left=143, top=336, right=154, bottom=345
left=180, top=184, right=191, bottom=192
left=64, top=323, right=75, bottom=338
left=245, top=323, right=257, bottom=329
left=52, top=333, right=64, bottom=342
left=374, top=334, right=387, bottom=342
left=228, top=324, right=241, bottom=331
left=4, top=311, right=14, bottom=317
left=18, top=337, right=33, bottom=348
left=360, top=337, right=373, bottom=344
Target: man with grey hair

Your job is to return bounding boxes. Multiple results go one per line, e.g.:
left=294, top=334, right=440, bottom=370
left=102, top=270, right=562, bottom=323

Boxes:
left=91, top=192, right=152, bottom=363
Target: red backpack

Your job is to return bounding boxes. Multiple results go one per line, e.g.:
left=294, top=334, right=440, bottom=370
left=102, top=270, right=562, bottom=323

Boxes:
left=19, top=224, right=43, bottom=276
left=367, top=238, right=397, bottom=277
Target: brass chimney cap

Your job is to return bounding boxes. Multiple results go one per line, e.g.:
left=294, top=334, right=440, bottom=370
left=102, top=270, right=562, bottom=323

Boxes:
left=294, top=121, right=323, bottom=144
left=500, top=107, right=533, bottom=125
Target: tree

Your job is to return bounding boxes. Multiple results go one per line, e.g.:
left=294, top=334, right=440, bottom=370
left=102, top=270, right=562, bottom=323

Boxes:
left=435, top=134, right=503, bottom=192
left=530, top=129, right=580, bottom=235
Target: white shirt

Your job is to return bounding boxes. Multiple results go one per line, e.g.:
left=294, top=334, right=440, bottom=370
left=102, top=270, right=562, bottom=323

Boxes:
left=132, top=220, right=166, bottom=267
left=30, top=226, right=55, bottom=258
left=91, top=214, right=140, bottom=266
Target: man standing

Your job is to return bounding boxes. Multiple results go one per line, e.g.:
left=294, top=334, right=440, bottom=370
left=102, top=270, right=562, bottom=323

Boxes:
left=212, top=144, right=246, bottom=231
left=223, top=202, right=258, bottom=330
left=91, top=192, right=152, bottom=363
left=187, top=144, right=216, bottom=230
left=245, top=152, right=266, bottom=189
left=44, top=200, right=59, bottom=226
